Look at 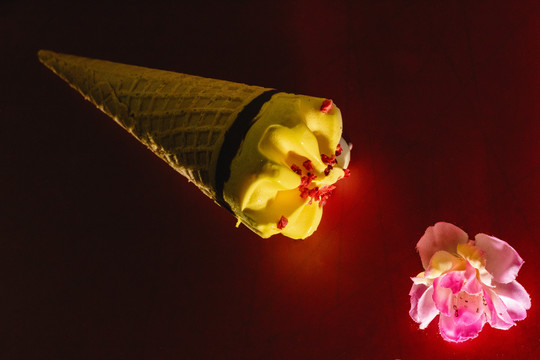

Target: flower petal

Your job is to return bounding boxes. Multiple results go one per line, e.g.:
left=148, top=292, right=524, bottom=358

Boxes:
left=474, top=233, right=524, bottom=284
left=438, top=271, right=465, bottom=294
left=424, top=251, right=464, bottom=279
left=462, top=261, right=483, bottom=295
left=433, top=277, right=455, bottom=316
left=493, top=280, right=531, bottom=310
left=457, top=241, right=485, bottom=269
left=483, top=287, right=514, bottom=330
left=498, top=295, right=528, bottom=321
left=410, top=284, right=439, bottom=329
left=417, top=222, right=469, bottom=269
left=409, top=283, right=427, bottom=322
left=411, top=272, right=431, bottom=286
left=439, top=312, right=485, bottom=343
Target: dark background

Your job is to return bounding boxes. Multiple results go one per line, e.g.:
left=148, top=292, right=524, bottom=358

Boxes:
left=2, top=0, right=539, bottom=358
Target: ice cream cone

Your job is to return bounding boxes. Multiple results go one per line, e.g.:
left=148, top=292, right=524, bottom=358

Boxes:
left=38, top=50, right=350, bottom=239
left=38, top=49, right=272, bottom=201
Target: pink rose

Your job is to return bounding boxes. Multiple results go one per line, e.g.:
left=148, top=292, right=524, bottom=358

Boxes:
left=409, top=222, right=531, bottom=342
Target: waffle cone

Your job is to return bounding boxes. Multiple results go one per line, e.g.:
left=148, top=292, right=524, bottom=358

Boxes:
left=38, top=50, right=272, bottom=201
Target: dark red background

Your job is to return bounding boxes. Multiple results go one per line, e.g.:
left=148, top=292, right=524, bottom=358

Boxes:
left=2, top=0, right=539, bottom=358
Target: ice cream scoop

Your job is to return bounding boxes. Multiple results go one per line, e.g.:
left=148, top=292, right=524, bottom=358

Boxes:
left=226, top=94, right=350, bottom=238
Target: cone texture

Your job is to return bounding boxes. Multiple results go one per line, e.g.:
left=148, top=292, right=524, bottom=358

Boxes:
left=38, top=50, right=271, bottom=200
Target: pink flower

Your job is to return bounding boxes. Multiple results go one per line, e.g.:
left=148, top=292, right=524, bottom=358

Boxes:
left=409, top=222, right=531, bottom=342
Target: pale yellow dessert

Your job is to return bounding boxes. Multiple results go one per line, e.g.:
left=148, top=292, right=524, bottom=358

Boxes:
left=226, top=94, right=348, bottom=238
left=38, top=50, right=350, bottom=239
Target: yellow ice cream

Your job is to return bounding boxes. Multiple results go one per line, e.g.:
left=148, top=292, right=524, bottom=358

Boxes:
left=225, top=93, right=348, bottom=239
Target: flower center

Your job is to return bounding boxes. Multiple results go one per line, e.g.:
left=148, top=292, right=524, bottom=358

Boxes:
left=452, top=291, right=486, bottom=318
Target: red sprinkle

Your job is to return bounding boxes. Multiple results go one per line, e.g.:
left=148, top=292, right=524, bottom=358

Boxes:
left=299, top=187, right=310, bottom=199
left=321, top=153, right=336, bottom=165
left=277, top=216, right=288, bottom=230
left=296, top=155, right=345, bottom=205
left=317, top=185, right=336, bottom=207
left=290, top=164, right=302, bottom=175
left=307, top=187, right=320, bottom=205
left=300, top=172, right=317, bottom=188
left=301, top=185, right=337, bottom=207
left=335, top=144, right=343, bottom=157
left=320, top=99, right=333, bottom=113
left=298, top=180, right=338, bottom=206
left=303, top=159, right=313, bottom=171
left=324, top=164, right=333, bottom=176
